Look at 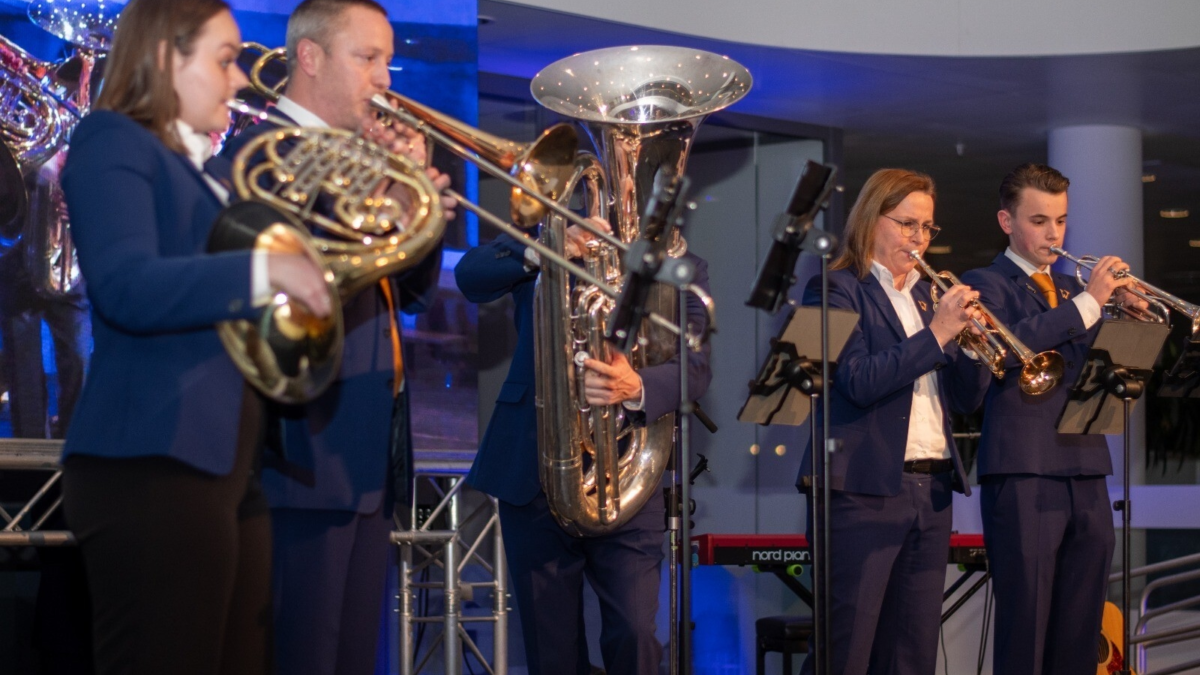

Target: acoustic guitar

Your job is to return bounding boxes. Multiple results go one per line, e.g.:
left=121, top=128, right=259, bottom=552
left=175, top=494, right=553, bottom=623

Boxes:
left=1098, top=601, right=1136, bottom=675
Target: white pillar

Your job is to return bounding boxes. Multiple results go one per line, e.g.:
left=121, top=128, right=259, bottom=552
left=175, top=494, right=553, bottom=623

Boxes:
left=1048, top=124, right=1145, bottom=586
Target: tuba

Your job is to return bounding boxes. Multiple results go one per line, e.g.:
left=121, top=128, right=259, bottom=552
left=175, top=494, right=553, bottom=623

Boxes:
left=529, top=46, right=750, bottom=536
left=0, top=31, right=96, bottom=298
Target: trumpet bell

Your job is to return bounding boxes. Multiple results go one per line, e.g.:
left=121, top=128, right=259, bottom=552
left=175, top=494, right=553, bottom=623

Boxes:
left=1020, top=351, right=1065, bottom=396
left=207, top=201, right=344, bottom=404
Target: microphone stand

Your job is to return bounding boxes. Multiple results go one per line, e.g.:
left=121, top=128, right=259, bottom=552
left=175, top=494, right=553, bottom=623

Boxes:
left=745, top=160, right=838, bottom=675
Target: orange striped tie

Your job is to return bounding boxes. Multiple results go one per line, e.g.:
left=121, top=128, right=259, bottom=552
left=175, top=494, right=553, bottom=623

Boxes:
left=1031, top=272, right=1058, bottom=309
left=378, top=280, right=404, bottom=397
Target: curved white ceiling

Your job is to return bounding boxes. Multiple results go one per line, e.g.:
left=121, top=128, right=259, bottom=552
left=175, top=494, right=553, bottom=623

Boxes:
left=498, top=0, right=1200, bottom=57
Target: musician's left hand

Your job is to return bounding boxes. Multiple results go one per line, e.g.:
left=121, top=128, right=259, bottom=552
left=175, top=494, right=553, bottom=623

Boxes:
left=1112, top=285, right=1151, bottom=314
left=364, top=120, right=458, bottom=221
left=582, top=351, right=643, bottom=406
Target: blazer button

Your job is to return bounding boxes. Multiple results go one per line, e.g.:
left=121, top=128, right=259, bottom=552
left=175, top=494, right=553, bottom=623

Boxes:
left=1068, top=327, right=1077, bottom=336
left=228, top=298, right=244, bottom=312
left=1068, top=361, right=1075, bottom=369
left=934, top=363, right=943, bottom=371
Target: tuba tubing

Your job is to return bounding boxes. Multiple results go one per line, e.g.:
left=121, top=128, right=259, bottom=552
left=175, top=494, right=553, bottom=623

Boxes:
left=529, top=45, right=749, bottom=536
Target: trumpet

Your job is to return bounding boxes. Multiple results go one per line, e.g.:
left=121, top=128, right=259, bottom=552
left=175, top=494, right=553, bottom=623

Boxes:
left=909, top=251, right=1065, bottom=395
left=1050, top=246, right=1200, bottom=334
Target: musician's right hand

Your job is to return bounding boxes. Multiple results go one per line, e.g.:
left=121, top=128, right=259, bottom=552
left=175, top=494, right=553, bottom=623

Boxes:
left=268, top=253, right=333, bottom=318
left=1084, top=255, right=1134, bottom=307
left=930, top=284, right=981, bottom=346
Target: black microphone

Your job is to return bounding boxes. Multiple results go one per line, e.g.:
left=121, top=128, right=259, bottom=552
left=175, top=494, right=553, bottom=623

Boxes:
left=746, top=161, right=838, bottom=313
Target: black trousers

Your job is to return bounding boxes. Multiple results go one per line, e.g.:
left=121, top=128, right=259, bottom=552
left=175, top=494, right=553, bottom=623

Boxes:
left=981, top=474, right=1115, bottom=675
left=62, top=391, right=273, bottom=675
left=499, top=492, right=665, bottom=675
left=800, top=471, right=954, bottom=675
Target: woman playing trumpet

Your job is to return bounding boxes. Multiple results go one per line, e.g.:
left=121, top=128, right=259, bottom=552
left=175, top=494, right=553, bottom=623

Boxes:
left=796, top=168, right=990, bottom=675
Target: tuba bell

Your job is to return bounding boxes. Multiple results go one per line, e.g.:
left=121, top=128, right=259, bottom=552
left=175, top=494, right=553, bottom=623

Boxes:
left=529, top=46, right=751, bottom=536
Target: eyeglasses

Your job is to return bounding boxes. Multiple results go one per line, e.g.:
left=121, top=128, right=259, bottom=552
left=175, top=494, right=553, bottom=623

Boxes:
left=882, top=214, right=941, bottom=241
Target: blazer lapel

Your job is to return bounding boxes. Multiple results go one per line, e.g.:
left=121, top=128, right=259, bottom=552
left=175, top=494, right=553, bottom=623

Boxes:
left=994, top=253, right=1050, bottom=311
left=861, top=274, right=907, bottom=341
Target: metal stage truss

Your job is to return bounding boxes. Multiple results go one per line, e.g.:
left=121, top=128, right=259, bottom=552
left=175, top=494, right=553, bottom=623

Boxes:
left=394, top=450, right=508, bottom=675
left=0, top=438, right=73, bottom=547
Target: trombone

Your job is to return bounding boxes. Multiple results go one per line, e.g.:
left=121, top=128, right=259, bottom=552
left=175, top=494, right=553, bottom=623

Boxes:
left=909, top=251, right=1065, bottom=395
left=235, top=43, right=714, bottom=349
left=1050, top=246, right=1200, bottom=334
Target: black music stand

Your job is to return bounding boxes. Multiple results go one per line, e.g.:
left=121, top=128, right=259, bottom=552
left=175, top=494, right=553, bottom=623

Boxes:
left=739, top=304, right=856, bottom=675
left=1158, top=335, right=1200, bottom=398
left=1057, top=319, right=1170, bottom=675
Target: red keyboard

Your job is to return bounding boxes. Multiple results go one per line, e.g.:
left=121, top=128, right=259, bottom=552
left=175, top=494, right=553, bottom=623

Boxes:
left=692, top=533, right=987, bottom=567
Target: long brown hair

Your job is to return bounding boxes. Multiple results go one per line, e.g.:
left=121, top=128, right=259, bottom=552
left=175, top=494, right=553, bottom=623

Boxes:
left=94, top=0, right=231, bottom=153
left=831, top=168, right=936, bottom=278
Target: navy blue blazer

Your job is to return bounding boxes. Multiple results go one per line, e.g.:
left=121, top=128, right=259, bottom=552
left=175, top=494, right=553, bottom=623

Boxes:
left=221, top=111, right=442, bottom=513
left=796, top=267, right=989, bottom=497
left=454, top=233, right=713, bottom=507
left=960, top=253, right=1111, bottom=478
left=59, top=111, right=258, bottom=475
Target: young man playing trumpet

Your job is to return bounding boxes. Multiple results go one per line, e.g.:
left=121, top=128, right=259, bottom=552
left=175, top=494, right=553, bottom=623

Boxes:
left=961, top=163, right=1147, bottom=675
left=221, top=1, right=455, bottom=672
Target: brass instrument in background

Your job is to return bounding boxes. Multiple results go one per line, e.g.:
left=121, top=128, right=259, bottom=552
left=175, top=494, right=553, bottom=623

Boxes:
left=0, top=32, right=93, bottom=298
left=1050, top=246, right=1200, bottom=334
left=910, top=251, right=1065, bottom=395
left=527, top=46, right=746, bottom=536
left=211, top=101, right=445, bottom=404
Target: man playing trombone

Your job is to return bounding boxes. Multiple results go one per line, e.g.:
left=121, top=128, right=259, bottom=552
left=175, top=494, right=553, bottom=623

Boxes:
left=961, top=163, right=1147, bottom=675
left=220, top=1, right=455, bottom=672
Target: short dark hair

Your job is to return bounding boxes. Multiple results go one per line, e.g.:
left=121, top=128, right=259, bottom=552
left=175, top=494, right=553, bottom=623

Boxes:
left=95, top=0, right=231, bottom=153
left=999, top=163, right=1069, bottom=214
left=286, top=0, right=388, bottom=77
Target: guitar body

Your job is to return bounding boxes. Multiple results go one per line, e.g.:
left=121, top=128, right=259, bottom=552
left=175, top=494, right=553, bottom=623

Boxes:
left=1098, top=601, right=1136, bottom=675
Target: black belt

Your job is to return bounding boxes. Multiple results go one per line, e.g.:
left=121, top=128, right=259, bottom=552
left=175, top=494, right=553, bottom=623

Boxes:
left=903, top=459, right=953, bottom=475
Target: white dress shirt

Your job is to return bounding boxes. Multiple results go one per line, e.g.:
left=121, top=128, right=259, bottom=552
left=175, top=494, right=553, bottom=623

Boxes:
left=1004, top=248, right=1101, bottom=329
left=870, top=260, right=950, bottom=461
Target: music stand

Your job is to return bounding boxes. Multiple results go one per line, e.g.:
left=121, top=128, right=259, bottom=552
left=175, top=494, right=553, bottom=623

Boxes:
left=740, top=304, right=857, bottom=675
left=1158, top=335, right=1200, bottom=398
left=1057, top=318, right=1170, bottom=675
left=739, top=305, right=858, bottom=426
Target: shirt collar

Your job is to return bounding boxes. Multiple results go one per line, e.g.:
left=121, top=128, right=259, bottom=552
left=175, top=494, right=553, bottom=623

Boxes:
left=870, top=259, right=919, bottom=292
left=275, top=96, right=330, bottom=129
left=1004, top=247, right=1049, bottom=277
left=173, top=119, right=213, bottom=171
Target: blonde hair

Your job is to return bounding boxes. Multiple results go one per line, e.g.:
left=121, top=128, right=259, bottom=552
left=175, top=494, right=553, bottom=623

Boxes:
left=831, top=168, right=936, bottom=278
